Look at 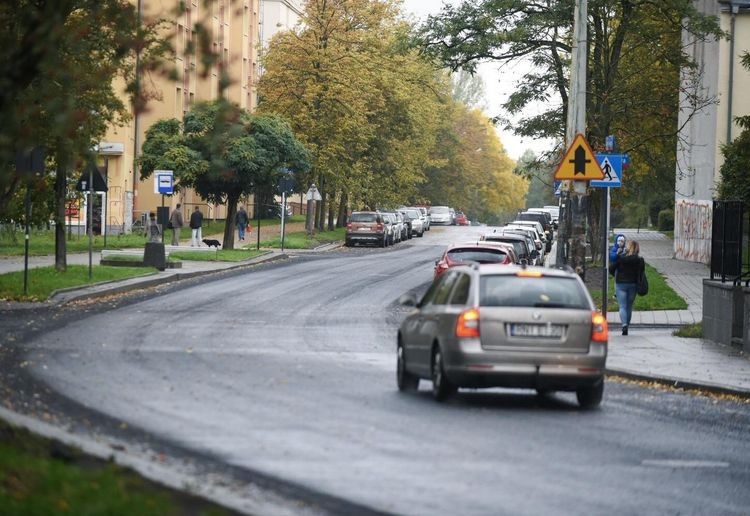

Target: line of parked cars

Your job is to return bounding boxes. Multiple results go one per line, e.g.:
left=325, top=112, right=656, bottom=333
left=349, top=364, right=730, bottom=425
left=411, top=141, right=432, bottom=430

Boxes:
left=345, top=206, right=431, bottom=247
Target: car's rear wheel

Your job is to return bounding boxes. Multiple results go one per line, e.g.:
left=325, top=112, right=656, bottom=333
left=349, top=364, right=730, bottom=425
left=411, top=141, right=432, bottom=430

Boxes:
left=431, top=346, right=456, bottom=401
left=576, top=379, right=604, bottom=409
left=345, top=238, right=352, bottom=247
left=397, top=342, right=419, bottom=391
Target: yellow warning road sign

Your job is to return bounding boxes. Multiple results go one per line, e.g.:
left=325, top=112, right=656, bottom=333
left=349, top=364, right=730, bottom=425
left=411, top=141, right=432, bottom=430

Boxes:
left=554, top=134, right=604, bottom=180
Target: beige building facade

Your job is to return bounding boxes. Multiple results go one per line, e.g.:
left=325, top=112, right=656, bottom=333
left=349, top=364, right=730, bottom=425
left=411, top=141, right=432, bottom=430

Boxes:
left=94, top=0, right=262, bottom=234
left=675, top=0, right=750, bottom=263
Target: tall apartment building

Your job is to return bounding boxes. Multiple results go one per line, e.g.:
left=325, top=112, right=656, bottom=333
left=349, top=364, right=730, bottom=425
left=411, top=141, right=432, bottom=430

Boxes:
left=674, top=0, right=750, bottom=263
left=92, top=0, right=262, bottom=234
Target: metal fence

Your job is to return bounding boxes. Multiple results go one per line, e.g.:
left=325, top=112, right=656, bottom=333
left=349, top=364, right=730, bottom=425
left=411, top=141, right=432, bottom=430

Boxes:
left=711, top=200, right=749, bottom=286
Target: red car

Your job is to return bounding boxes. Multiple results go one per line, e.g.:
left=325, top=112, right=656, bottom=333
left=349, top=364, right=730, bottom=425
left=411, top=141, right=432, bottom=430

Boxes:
left=455, top=212, right=469, bottom=225
left=434, top=242, right=514, bottom=279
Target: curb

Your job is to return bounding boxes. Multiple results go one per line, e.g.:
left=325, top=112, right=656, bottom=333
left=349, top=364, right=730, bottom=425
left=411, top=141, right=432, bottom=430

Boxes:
left=47, top=251, right=287, bottom=304
left=606, top=367, right=750, bottom=399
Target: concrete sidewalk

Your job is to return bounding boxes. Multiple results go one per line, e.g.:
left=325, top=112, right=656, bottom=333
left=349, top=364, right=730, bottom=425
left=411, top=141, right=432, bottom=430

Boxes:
left=550, top=229, right=749, bottom=396
left=1, top=235, right=749, bottom=397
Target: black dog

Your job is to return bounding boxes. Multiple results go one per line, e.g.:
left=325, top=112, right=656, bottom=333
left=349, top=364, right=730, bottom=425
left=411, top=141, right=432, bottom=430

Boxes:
left=202, top=239, right=221, bottom=248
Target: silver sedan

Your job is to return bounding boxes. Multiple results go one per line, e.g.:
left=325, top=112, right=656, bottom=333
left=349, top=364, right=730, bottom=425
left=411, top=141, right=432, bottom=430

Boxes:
left=396, top=264, right=608, bottom=408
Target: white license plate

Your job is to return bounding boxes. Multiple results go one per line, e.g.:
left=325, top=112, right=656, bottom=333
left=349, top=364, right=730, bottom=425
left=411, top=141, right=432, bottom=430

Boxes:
left=510, top=324, right=564, bottom=338
left=359, top=227, right=370, bottom=231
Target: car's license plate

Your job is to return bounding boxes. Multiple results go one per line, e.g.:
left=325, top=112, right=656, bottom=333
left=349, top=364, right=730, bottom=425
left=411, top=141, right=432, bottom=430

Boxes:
left=510, top=323, right=564, bottom=338
left=359, top=227, right=370, bottom=231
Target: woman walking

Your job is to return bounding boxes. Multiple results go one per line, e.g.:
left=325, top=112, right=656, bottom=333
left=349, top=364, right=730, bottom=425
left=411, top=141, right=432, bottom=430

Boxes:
left=609, top=240, right=645, bottom=336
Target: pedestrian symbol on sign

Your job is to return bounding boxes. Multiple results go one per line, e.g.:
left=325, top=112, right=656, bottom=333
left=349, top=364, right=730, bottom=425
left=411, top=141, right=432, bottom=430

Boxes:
left=601, top=157, right=614, bottom=180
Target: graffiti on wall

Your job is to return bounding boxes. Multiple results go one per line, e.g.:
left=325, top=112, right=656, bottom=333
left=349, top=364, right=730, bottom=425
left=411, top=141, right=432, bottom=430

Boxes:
left=674, top=199, right=711, bottom=264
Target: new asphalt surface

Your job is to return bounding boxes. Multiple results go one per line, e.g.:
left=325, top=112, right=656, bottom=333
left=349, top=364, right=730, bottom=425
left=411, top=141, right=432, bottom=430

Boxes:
left=1, top=230, right=748, bottom=397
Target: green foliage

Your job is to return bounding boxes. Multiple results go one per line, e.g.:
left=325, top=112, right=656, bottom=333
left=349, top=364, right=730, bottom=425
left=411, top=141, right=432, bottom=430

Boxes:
left=673, top=323, right=703, bottom=338
left=588, top=264, right=688, bottom=312
left=718, top=122, right=750, bottom=207
left=0, top=0, right=171, bottom=219
left=622, top=202, right=650, bottom=228
left=169, top=249, right=266, bottom=262
left=139, top=100, right=310, bottom=248
left=658, top=209, right=675, bottom=231
left=417, top=0, right=724, bottom=230
left=0, top=420, right=231, bottom=515
left=0, top=265, right=153, bottom=302
left=259, top=227, right=346, bottom=249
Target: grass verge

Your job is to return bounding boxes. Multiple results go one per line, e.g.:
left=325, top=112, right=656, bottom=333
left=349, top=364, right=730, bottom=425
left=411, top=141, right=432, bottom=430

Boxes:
left=589, top=263, right=688, bottom=312
left=0, top=265, right=154, bottom=302
left=673, top=322, right=703, bottom=338
left=169, top=249, right=266, bottom=262
left=0, top=419, right=232, bottom=515
left=259, top=227, right=345, bottom=249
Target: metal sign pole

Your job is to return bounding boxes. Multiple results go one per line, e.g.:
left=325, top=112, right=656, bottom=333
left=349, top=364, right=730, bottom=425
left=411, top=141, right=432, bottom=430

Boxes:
left=23, top=183, right=31, bottom=295
left=602, top=187, right=609, bottom=316
left=281, top=191, right=286, bottom=252
left=88, top=164, right=93, bottom=280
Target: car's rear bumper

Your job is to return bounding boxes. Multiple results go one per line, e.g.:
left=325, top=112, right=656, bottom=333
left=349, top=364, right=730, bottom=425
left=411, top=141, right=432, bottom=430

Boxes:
left=347, top=232, right=385, bottom=243
left=443, top=339, right=607, bottom=390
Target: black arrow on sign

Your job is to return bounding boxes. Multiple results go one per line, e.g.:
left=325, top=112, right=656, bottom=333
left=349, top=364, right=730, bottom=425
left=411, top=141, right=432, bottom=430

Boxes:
left=569, top=145, right=590, bottom=175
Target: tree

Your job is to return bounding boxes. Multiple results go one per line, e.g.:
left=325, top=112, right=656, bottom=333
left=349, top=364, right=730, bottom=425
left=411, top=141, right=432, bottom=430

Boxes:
left=0, top=0, right=170, bottom=270
left=517, top=150, right=557, bottom=209
left=417, top=0, right=723, bottom=259
left=259, top=0, right=452, bottom=228
left=140, top=100, right=310, bottom=248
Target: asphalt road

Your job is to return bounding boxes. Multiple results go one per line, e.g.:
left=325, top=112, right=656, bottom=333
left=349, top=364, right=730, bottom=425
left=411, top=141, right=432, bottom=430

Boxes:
left=8, top=226, right=750, bottom=515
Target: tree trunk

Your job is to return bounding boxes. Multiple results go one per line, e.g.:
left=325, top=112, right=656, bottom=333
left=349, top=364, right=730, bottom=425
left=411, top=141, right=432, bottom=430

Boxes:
left=337, top=191, right=348, bottom=228
left=327, top=196, right=335, bottom=231
left=54, top=151, right=68, bottom=272
left=316, top=175, right=326, bottom=231
left=223, top=194, right=239, bottom=249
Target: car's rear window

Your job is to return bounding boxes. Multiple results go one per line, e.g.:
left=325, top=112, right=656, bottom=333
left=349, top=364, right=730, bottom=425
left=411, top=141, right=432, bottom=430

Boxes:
left=432, top=206, right=450, bottom=213
left=447, top=249, right=507, bottom=264
left=486, top=238, right=525, bottom=256
left=351, top=213, right=377, bottom=222
left=480, top=275, right=590, bottom=309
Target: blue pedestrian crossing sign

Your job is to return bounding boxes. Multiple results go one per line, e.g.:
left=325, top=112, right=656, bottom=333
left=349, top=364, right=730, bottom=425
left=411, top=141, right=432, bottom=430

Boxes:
left=591, top=154, right=622, bottom=188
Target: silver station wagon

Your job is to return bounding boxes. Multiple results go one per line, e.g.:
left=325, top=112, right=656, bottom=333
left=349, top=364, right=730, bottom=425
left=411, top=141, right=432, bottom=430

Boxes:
left=396, top=264, right=608, bottom=408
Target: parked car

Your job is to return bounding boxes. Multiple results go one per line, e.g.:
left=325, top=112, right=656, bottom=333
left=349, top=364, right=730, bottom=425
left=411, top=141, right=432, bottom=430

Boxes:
left=381, top=212, right=399, bottom=245
left=482, top=232, right=538, bottom=265
left=430, top=205, right=453, bottom=225
left=455, top=212, right=469, bottom=226
left=396, top=264, right=608, bottom=408
left=399, top=208, right=424, bottom=237
left=346, top=211, right=388, bottom=247
left=434, top=242, right=514, bottom=279
left=416, top=206, right=431, bottom=231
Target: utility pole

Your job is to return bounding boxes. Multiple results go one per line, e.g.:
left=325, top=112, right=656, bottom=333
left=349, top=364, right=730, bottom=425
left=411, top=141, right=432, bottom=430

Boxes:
left=558, top=0, right=589, bottom=277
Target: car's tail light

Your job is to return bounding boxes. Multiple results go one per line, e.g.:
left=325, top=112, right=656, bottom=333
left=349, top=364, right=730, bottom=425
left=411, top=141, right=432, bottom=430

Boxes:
left=376, top=223, right=384, bottom=231
left=346, top=222, right=352, bottom=230
left=456, top=308, right=480, bottom=338
left=591, top=312, right=608, bottom=342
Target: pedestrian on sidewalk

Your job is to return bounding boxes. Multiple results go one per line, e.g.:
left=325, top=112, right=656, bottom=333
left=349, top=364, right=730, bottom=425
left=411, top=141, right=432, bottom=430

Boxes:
left=235, top=205, right=249, bottom=241
left=609, top=239, right=645, bottom=336
left=189, top=206, right=203, bottom=247
left=169, top=204, right=184, bottom=246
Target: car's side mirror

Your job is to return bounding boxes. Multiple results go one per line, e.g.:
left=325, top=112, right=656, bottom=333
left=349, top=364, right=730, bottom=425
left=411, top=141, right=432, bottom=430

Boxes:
left=531, top=250, right=540, bottom=258
left=398, top=293, right=418, bottom=307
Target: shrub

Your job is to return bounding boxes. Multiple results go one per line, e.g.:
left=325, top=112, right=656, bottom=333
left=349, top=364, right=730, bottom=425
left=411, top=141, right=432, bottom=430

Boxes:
left=658, top=209, right=674, bottom=231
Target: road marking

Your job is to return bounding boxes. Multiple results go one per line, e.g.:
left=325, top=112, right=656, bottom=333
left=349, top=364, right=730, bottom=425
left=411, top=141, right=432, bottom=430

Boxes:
left=641, top=460, right=730, bottom=468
